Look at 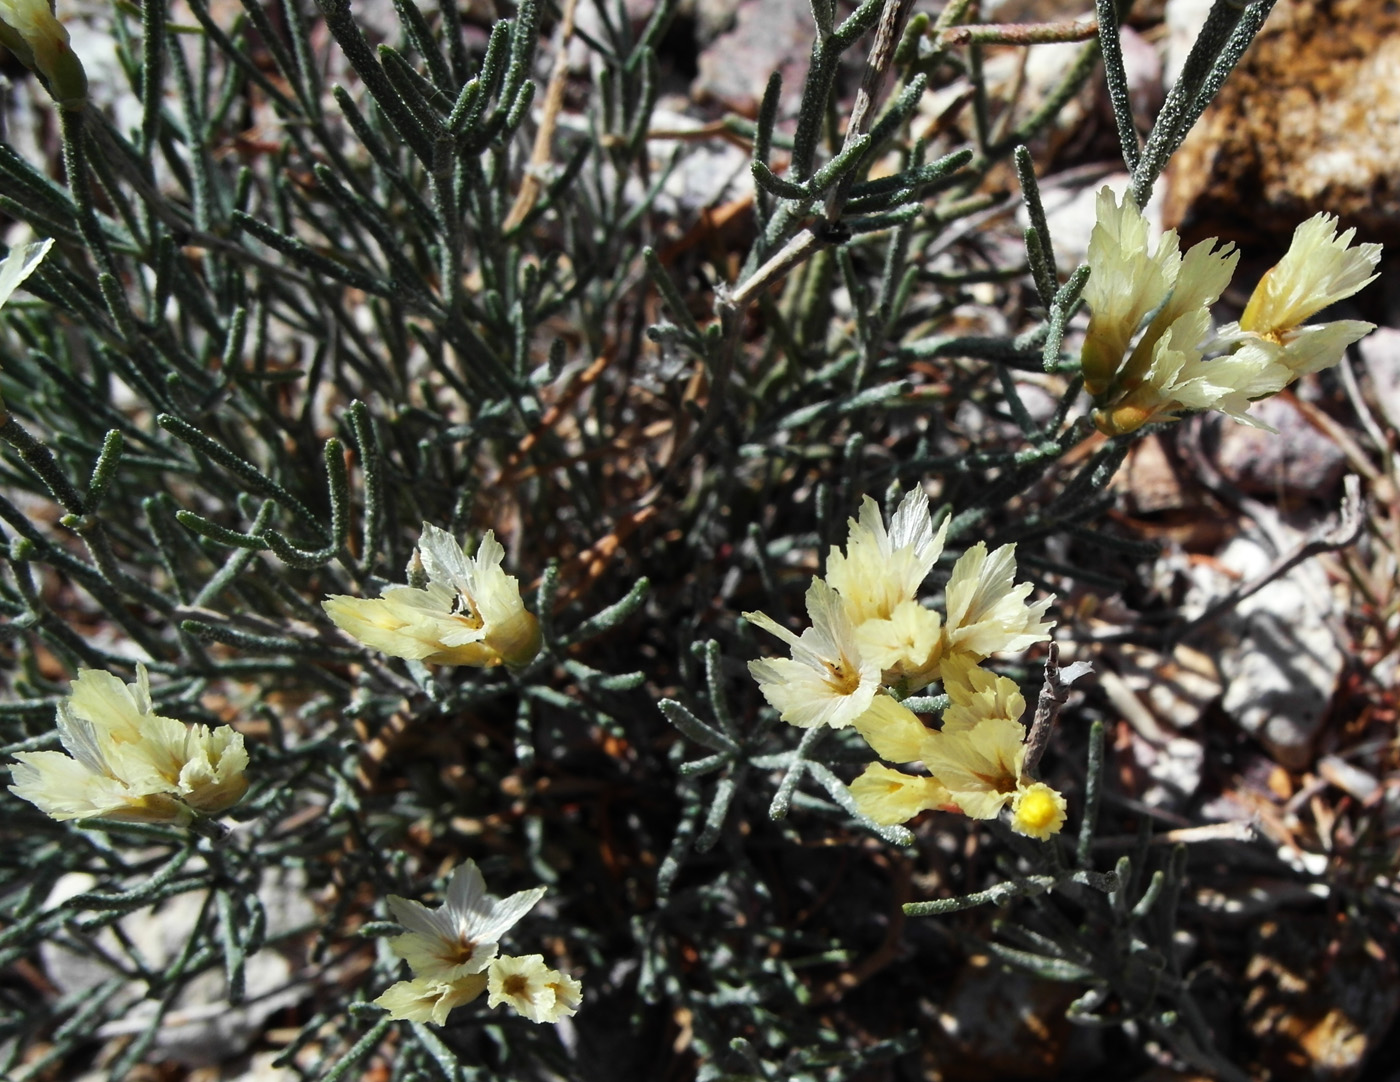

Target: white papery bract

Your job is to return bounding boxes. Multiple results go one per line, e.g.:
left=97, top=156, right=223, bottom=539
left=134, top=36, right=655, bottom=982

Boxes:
left=826, top=489, right=947, bottom=626
left=745, top=578, right=881, bottom=730
left=8, top=666, right=248, bottom=825
left=384, top=860, right=546, bottom=984
left=324, top=523, right=541, bottom=669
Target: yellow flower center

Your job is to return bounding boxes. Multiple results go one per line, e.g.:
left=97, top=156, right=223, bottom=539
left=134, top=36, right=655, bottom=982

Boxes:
left=822, top=654, right=863, bottom=696
left=502, top=973, right=529, bottom=997
left=1015, top=787, right=1060, bottom=832
left=444, top=935, right=480, bottom=966
left=451, top=593, right=484, bottom=628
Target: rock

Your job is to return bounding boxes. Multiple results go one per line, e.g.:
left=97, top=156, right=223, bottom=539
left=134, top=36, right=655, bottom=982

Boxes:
left=1126, top=640, right=1223, bottom=724
left=684, top=0, right=744, bottom=45
left=1163, top=0, right=1400, bottom=245
left=649, top=109, right=753, bottom=216
left=1207, top=396, right=1348, bottom=503
left=40, top=865, right=316, bottom=1067
left=980, top=38, right=1102, bottom=158
left=692, top=0, right=813, bottom=114
left=1194, top=529, right=1345, bottom=770
left=1115, top=433, right=1198, bottom=515
left=1161, top=0, right=1213, bottom=89
left=1133, top=732, right=1205, bottom=809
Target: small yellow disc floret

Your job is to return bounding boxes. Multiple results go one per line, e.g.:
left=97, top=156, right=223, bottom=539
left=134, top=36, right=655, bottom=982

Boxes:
left=1011, top=782, right=1068, bottom=840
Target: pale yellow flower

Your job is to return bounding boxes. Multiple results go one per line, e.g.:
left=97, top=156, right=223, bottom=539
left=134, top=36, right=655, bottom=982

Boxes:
left=746, top=578, right=881, bottom=729
left=824, top=490, right=949, bottom=691
left=1079, top=191, right=1256, bottom=437
left=8, top=727, right=185, bottom=824
left=1081, top=187, right=1181, bottom=395
left=1207, top=213, right=1382, bottom=387
left=1011, top=782, right=1068, bottom=840
left=0, top=0, right=86, bottom=107
left=8, top=667, right=248, bottom=824
left=1113, top=235, right=1240, bottom=396
left=323, top=524, right=541, bottom=669
left=826, top=490, right=947, bottom=626
left=921, top=715, right=1068, bottom=839
left=922, top=716, right=1028, bottom=820
left=941, top=543, right=1053, bottom=664
left=1091, top=308, right=1272, bottom=437
left=1085, top=204, right=1382, bottom=436
left=939, top=656, right=1026, bottom=733
left=1239, top=213, right=1381, bottom=339
left=385, top=860, right=545, bottom=984
left=487, top=954, right=582, bottom=1023
left=854, top=599, right=943, bottom=692
left=373, top=974, right=487, bottom=1025
left=848, top=762, right=951, bottom=826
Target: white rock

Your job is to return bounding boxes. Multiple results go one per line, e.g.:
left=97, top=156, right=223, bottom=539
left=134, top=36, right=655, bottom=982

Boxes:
left=41, top=865, right=316, bottom=1067
left=1194, top=531, right=1344, bottom=769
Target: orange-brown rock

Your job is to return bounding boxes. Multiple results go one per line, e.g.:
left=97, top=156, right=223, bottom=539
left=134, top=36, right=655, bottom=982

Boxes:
left=1163, top=0, right=1400, bottom=247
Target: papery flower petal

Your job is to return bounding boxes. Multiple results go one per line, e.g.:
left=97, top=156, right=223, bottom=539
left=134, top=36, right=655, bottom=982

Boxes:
left=323, top=592, right=492, bottom=665
left=388, top=930, right=499, bottom=982
left=176, top=724, right=250, bottom=815
left=545, top=969, right=583, bottom=1018
left=8, top=748, right=186, bottom=823
left=0, top=237, right=52, bottom=309
left=851, top=695, right=937, bottom=764
left=1264, top=319, right=1375, bottom=379
left=1241, top=213, right=1381, bottom=336
left=7, top=666, right=245, bottom=826
left=0, top=0, right=86, bottom=107
left=323, top=524, right=540, bottom=669
left=854, top=599, right=942, bottom=690
left=374, top=975, right=487, bottom=1025
left=385, top=860, right=547, bottom=983
left=940, top=656, right=1026, bottom=733
left=464, top=886, right=548, bottom=947
left=924, top=717, right=1027, bottom=819
left=848, top=763, right=951, bottom=826
left=1119, top=236, right=1239, bottom=391
left=746, top=578, right=880, bottom=729
left=827, top=490, right=947, bottom=625
left=1081, top=187, right=1181, bottom=395
left=487, top=954, right=579, bottom=1023
left=942, top=543, right=1053, bottom=661
left=1094, top=304, right=1303, bottom=436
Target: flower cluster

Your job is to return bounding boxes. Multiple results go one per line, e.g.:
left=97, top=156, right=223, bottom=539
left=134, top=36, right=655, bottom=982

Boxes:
left=1082, top=188, right=1381, bottom=437
left=745, top=491, right=1064, bottom=839
left=848, top=658, right=1066, bottom=839
left=322, top=528, right=578, bottom=1020
left=323, top=523, right=542, bottom=670
left=8, top=667, right=248, bottom=825
left=374, top=860, right=581, bottom=1025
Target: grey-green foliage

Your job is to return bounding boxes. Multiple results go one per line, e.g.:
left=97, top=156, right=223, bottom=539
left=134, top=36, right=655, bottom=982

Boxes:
left=0, top=0, right=659, bottom=1074
left=904, top=722, right=1252, bottom=1082
left=0, top=0, right=1284, bottom=1075
left=648, top=1, right=1279, bottom=1078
